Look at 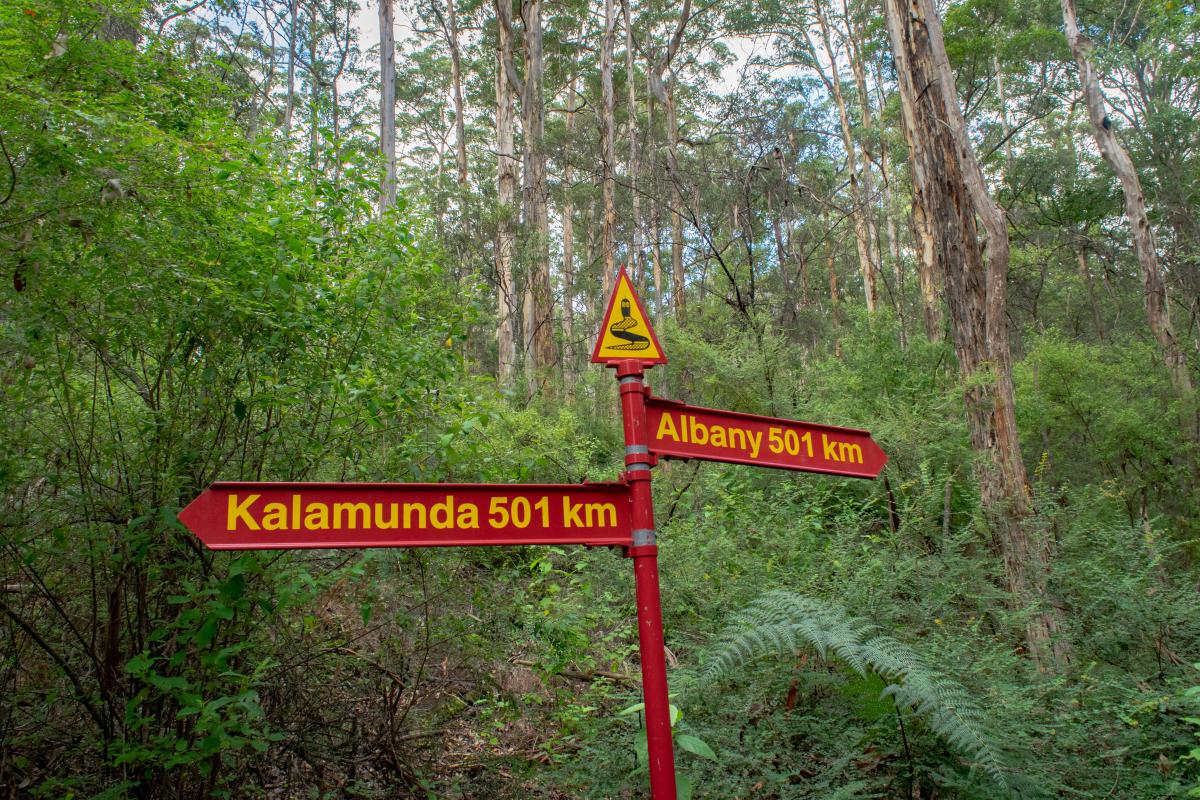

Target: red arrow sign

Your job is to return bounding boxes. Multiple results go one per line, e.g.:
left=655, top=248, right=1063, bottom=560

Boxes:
left=645, top=397, right=887, bottom=478
left=178, top=482, right=633, bottom=550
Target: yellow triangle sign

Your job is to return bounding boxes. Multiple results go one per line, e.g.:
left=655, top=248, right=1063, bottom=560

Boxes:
left=591, top=266, right=667, bottom=365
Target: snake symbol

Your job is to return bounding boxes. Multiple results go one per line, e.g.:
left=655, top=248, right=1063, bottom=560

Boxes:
left=607, top=298, right=651, bottom=351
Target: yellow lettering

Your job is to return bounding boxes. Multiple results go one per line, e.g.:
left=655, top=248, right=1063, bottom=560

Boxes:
left=710, top=425, right=727, bottom=449
left=333, top=502, right=370, bottom=529
left=431, top=496, right=454, bottom=529
left=656, top=412, right=679, bottom=442
left=563, top=497, right=584, bottom=527
left=227, top=494, right=260, bottom=531
left=822, top=433, right=839, bottom=461
left=403, top=502, right=427, bottom=528
left=304, top=502, right=329, bottom=530
left=375, top=503, right=399, bottom=529
left=456, top=502, right=479, bottom=529
left=262, top=502, right=288, bottom=530
left=587, top=502, right=617, bottom=528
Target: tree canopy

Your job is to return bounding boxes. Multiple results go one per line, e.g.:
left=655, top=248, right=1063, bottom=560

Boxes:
left=2, top=0, right=1199, bottom=797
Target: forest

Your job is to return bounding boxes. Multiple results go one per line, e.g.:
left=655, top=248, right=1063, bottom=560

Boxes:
left=1, top=0, right=1199, bottom=796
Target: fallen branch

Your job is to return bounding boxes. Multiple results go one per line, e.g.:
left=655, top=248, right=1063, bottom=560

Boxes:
left=512, top=658, right=639, bottom=686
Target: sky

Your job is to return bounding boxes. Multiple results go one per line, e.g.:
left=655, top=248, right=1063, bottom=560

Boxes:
left=351, top=0, right=768, bottom=98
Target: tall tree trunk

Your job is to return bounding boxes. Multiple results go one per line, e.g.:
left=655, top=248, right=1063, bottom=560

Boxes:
left=769, top=189, right=796, bottom=327
left=308, top=29, right=320, bottom=169
left=844, top=0, right=884, bottom=288
left=519, top=0, right=554, bottom=397
left=911, top=201, right=942, bottom=341
left=622, top=0, right=644, bottom=290
left=774, top=147, right=808, bottom=315
left=993, top=55, right=1015, bottom=170
left=378, top=0, right=396, bottom=212
left=825, top=211, right=840, bottom=318
left=562, top=75, right=578, bottom=393
left=647, top=70, right=664, bottom=326
left=495, top=8, right=518, bottom=386
left=646, top=0, right=691, bottom=324
left=284, top=0, right=297, bottom=139
left=667, top=82, right=685, bottom=323
left=885, top=0, right=1067, bottom=671
left=1061, top=0, right=1194, bottom=400
left=600, top=0, right=617, bottom=294
left=879, top=139, right=902, bottom=276
left=583, top=194, right=600, bottom=321
left=331, top=6, right=350, bottom=191
left=812, top=3, right=877, bottom=313
left=868, top=60, right=902, bottom=328
left=439, top=0, right=468, bottom=185
left=1077, top=247, right=1106, bottom=341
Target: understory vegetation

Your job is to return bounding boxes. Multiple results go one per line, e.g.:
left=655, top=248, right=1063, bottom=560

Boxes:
left=2, top=0, right=1200, bottom=798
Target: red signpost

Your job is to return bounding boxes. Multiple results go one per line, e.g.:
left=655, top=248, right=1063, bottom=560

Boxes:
left=591, top=266, right=679, bottom=798
left=645, top=397, right=888, bottom=479
left=179, top=482, right=634, bottom=549
left=175, top=264, right=889, bottom=800
left=613, top=360, right=677, bottom=800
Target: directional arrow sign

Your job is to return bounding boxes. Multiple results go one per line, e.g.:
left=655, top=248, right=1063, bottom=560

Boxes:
left=178, top=482, right=634, bottom=550
left=645, top=397, right=887, bottom=479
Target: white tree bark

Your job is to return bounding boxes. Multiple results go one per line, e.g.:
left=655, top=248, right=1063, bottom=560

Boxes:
left=494, top=5, right=518, bottom=385
left=600, top=0, right=617, bottom=294
left=377, top=0, right=397, bottom=210
left=1061, top=0, right=1193, bottom=398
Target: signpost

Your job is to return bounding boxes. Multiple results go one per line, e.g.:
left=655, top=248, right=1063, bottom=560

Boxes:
left=179, top=482, right=634, bottom=550
left=176, top=263, right=889, bottom=800
left=592, top=267, right=667, bottom=366
left=645, top=397, right=887, bottom=479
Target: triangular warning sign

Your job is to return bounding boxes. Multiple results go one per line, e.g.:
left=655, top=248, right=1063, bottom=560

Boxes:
left=591, top=266, right=667, bottom=365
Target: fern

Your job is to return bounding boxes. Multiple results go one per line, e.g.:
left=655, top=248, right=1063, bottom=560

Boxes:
left=702, top=590, right=1011, bottom=792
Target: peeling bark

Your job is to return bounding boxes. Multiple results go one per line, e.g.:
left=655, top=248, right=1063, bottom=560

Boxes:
left=885, top=0, right=1067, bottom=671
left=495, top=6, right=518, bottom=386
left=1061, top=0, right=1193, bottom=402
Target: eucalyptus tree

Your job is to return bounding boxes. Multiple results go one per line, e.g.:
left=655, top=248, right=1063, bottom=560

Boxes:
left=1060, top=0, right=1195, bottom=410
left=379, top=0, right=398, bottom=211
left=883, top=0, right=1068, bottom=671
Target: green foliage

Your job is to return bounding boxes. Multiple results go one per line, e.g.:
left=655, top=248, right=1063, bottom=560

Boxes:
left=1179, top=671, right=1200, bottom=796
left=702, top=590, right=1011, bottom=792
left=3, top=0, right=1200, bottom=796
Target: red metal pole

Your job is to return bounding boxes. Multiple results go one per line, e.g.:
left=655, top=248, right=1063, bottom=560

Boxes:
left=614, top=359, right=677, bottom=800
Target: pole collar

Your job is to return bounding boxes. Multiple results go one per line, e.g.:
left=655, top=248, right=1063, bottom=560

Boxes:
left=614, top=360, right=646, bottom=379
left=632, top=529, right=656, bottom=546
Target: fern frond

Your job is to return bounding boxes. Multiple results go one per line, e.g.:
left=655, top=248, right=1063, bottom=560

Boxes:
left=701, top=591, right=1011, bottom=793
left=865, top=636, right=1007, bottom=788
left=703, top=590, right=877, bottom=682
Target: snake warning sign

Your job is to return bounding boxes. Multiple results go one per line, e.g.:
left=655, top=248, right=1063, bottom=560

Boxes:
left=591, top=266, right=667, bottom=365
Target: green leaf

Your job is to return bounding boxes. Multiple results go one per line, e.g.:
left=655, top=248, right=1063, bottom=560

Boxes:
left=147, top=673, right=188, bottom=692
left=124, top=653, right=153, bottom=675
left=676, top=734, right=718, bottom=762
left=220, top=573, right=245, bottom=602
left=676, top=772, right=694, bottom=800
left=195, top=617, right=218, bottom=648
